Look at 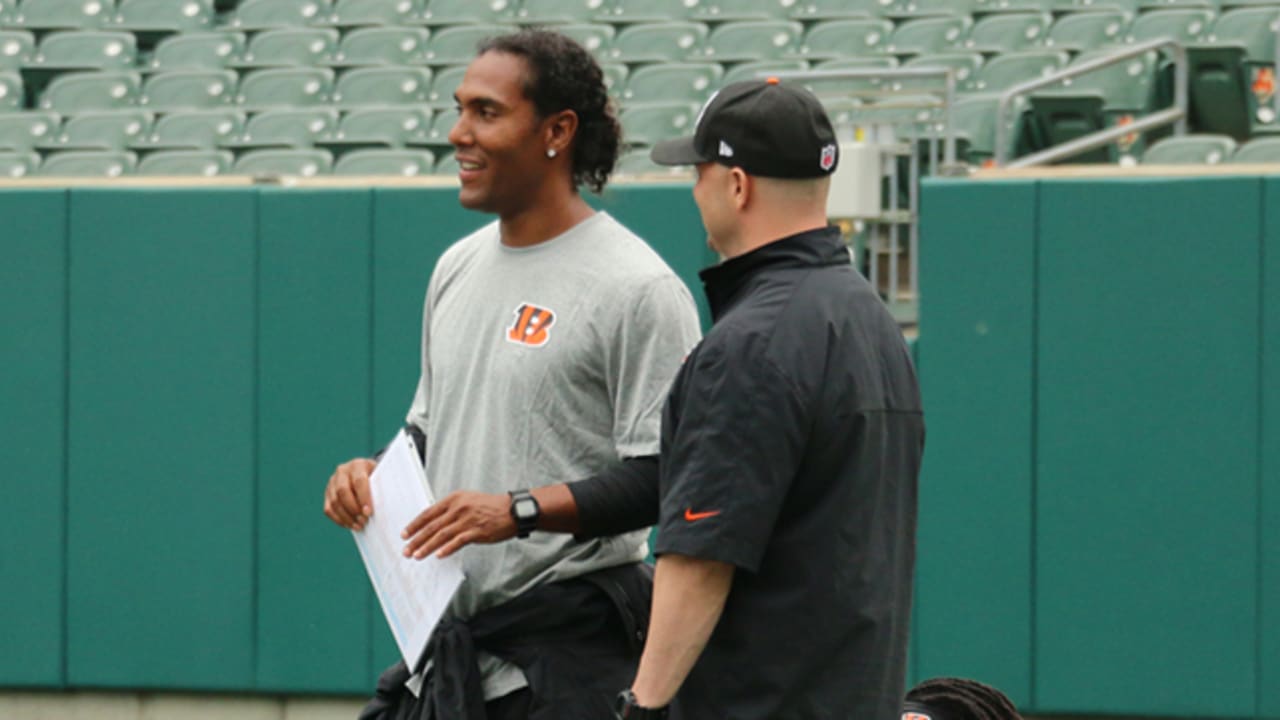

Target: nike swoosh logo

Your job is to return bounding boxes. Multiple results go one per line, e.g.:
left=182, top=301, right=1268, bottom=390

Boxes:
left=684, top=508, right=721, bottom=522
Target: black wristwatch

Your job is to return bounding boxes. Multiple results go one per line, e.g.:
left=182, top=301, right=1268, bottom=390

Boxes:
left=614, top=689, right=668, bottom=719
left=508, top=489, right=540, bottom=538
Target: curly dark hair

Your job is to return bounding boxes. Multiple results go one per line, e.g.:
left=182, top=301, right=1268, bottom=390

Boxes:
left=904, top=677, right=1024, bottom=720
left=477, top=28, right=621, bottom=194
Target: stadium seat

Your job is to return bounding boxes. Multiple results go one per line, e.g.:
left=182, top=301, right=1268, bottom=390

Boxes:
left=692, top=0, right=789, bottom=22
left=36, top=107, right=149, bottom=149
left=328, top=26, right=428, bottom=67
left=319, top=105, right=432, bottom=151
left=109, top=0, right=213, bottom=44
left=902, top=52, right=984, bottom=91
left=232, top=147, right=332, bottom=175
left=947, top=92, right=1029, bottom=164
left=595, top=0, right=702, bottom=24
left=0, top=150, right=38, bottom=175
left=420, top=105, right=455, bottom=145
left=964, top=12, right=1051, bottom=55
left=333, top=147, right=434, bottom=174
left=619, top=101, right=699, bottom=146
left=38, top=69, right=140, bottom=112
left=514, top=0, right=604, bottom=25
left=1062, top=49, right=1158, bottom=113
left=792, top=19, right=895, bottom=60
left=973, top=0, right=1056, bottom=11
left=38, top=148, right=136, bottom=175
left=696, top=20, right=803, bottom=63
left=415, top=0, right=513, bottom=26
left=1140, top=0, right=1213, bottom=8
left=140, top=69, right=235, bottom=111
left=1142, top=133, right=1236, bottom=162
left=614, top=146, right=687, bottom=175
left=1044, top=10, right=1131, bottom=53
left=622, top=62, right=721, bottom=104
left=888, top=0, right=979, bottom=18
left=1127, top=8, right=1215, bottom=44
left=1189, top=7, right=1280, bottom=139
left=426, top=63, right=464, bottom=108
left=222, top=106, right=337, bottom=147
left=131, top=107, right=244, bottom=148
left=236, top=66, right=333, bottom=110
left=608, top=22, right=708, bottom=64
left=886, top=16, right=971, bottom=57
left=11, top=0, right=112, bottom=30
left=331, top=65, right=431, bottom=108
left=551, top=23, right=614, bottom=55
left=720, top=58, right=807, bottom=85
left=1231, top=136, right=1280, bottom=162
left=314, top=0, right=422, bottom=27
left=969, top=49, right=1068, bottom=93
left=148, top=31, right=245, bottom=71
left=0, top=70, right=19, bottom=109
left=0, top=109, right=59, bottom=149
left=599, top=61, right=626, bottom=93
left=28, top=30, right=136, bottom=70
left=432, top=148, right=457, bottom=174
left=0, top=30, right=37, bottom=70
left=225, top=0, right=330, bottom=31
left=788, top=0, right=882, bottom=21
left=423, top=24, right=509, bottom=65
left=233, top=27, right=338, bottom=68
left=135, top=148, right=233, bottom=175
left=806, top=56, right=900, bottom=97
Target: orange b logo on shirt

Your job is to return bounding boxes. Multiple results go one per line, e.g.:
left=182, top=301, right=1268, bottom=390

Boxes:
left=506, top=303, right=556, bottom=347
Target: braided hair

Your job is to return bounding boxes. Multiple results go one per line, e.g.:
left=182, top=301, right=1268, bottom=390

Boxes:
left=477, top=28, right=621, bottom=194
left=904, top=677, right=1024, bottom=720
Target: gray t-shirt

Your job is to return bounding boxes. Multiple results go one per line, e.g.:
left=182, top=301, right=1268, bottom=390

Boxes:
left=404, top=211, right=701, bottom=699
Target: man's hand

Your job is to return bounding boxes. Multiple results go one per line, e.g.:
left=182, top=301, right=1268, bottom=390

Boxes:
left=324, top=457, right=376, bottom=531
left=401, top=491, right=516, bottom=559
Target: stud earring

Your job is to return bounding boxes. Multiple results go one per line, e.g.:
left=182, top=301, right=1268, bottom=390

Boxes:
left=547, top=148, right=557, bottom=158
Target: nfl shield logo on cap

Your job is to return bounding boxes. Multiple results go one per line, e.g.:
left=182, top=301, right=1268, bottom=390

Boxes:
left=820, top=144, right=837, bottom=172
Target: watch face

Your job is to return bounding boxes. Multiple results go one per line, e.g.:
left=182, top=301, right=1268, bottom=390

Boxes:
left=514, top=497, right=538, bottom=519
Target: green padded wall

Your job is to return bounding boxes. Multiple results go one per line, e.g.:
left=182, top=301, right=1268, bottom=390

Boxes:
left=1264, top=178, right=1280, bottom=720
left=65, top=190, right=258, bottom=688
left=915, top=180, right=1036, bottom=706
left=255, top=189, right=374, bottom=693
left=0, top=190, right=68, bottom=686
left=1034, top=177, right=1260, bottom=716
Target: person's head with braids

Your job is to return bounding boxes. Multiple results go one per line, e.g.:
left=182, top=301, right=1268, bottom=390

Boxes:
left=903, top=677, right=1024, bottom=720
left=448, top=28, right=619, bottom=229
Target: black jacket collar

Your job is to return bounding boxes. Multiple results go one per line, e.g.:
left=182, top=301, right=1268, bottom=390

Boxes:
left=699, top=225, right=847, bottom=320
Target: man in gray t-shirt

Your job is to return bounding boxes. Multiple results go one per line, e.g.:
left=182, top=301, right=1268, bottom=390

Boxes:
left=322, top=30, right=699, bottom=720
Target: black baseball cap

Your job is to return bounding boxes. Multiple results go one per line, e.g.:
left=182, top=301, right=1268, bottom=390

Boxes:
left=650, top=78, right=839, bottom=179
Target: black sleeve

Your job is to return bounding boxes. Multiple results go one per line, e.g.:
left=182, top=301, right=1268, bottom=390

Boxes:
left=566, top=455, right=660, bottom=539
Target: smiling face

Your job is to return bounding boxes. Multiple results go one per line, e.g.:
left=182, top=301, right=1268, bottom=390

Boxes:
left=448, top=51, right=554, bottom=217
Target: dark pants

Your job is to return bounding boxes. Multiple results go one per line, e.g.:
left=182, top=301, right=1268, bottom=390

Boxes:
left=485, top=688, right=533, bottom=720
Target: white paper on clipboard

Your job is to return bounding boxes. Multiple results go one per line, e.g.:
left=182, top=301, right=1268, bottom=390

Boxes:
left=352, top=429, right=464, bottom=672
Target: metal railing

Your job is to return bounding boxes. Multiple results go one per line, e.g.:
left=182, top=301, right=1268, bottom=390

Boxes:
left=994, top=37, right=1189, bottom=168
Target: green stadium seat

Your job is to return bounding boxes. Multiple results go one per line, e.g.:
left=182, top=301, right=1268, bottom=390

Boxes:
left=232, top=147, right=332, bottom=175
left=788, top=0, right=882, bottom=21
left=29, top=30, right=136, bottom=70
left=1188, top=7, right=1280, bottom=139
left=619, top=100, right=699, bottom=146
left=695, top=20, right=803, bottom=63
left=131, top=108, right=244, bottom=148
left=614, top=146, right=689, bottom=175
left=0, top=30, right=37, bottom=70
left=608, top=22, right=708, bottom=64
left=38, top=148, right=136, bottom=175
left=793, top=19, right=894, bottom=60
left=236, top=66, right=333, bottom=110
left=426, top=62, right=463, bottom=108
left=0, top=110, right=58, bottom=149
left=109, top=0, right=214, bottom=45
left=0, top=70, right=19, bottom=109
left=1231, top=136, right=1280, bottom=162
left=140, top=69, right=235, bottom=111
left=622, top=62, right=720, bottom=103
left=38, top=69, right=139, bottom=111
left=320, top=106, right=432, bottom=150
left=1140, top=0, right=1214, bottom=8
left=595, top=0, right=701, bottom=24
left=806, top=55, right=899, bottom=97
left=1221, top=0, right=1280, bottom=6
left=1062, top=49, right=1158, bottom=112
left=1206, top=6, right=1280, bottom=60
left=1044, top=10, right=1131, bottom=53
left=314, top=0, right=422, bottom=27
left=432, top=148, right=456, bottom=174
left=903, top=52, right=984, bottom=91
left=422, top=24, right=508, bottom=65
left=36, top=107, right=149, bottom=149
left=1127, top=8, right=1215, bottom=44
left=886, top=15, right=971, bottom=56
left=1142, top=133, right=1236, bottom=162
left=11, top=0, right=112, bottom=30
left=551, top=22, right=614, bottom=55
left=964, top=12, right=1051, bottom=54
left=333, top=147, right=434, bottom=174
left=423, top=104, right=454, bottom=145
left=720, top=58, right=807, bottom=85
left=947, top=92, right=1029, bottom=164
left=332, top=65, right=431, bottom=108
left=969, top=49, right=1067, bottom=93
left=328, top=26, right=428, bottom=67
left=232, top=27, right=338, bottom=68
left=222, top=106, right=338, bottom=148
left=692, top=0, right=789, bottom=22
left=415, top=0, right=514, bottom=26
left=135, top=148, right=233, bottom=175
left=148, top=31, right=245, bottom=71
left=225, top=0, right=330, bottom=31
left=600, top=61, right=626, bottom=93
left=888, top=0, right=978, bottom=18
left=0, top=150, right=38, bottom=176
left=514, top=0, right=604, bottom=25
left=973, top=0, right=1056, bottom=11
